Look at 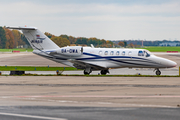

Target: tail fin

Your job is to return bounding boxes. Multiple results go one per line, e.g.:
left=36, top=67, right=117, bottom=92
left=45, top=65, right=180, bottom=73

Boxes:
left=6, top=26, right=60, bottom=50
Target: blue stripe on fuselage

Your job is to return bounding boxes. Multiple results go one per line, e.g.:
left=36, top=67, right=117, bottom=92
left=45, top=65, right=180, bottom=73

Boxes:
left=79, top=52, right=159, bottom=66
left=79, top=52, right=150, bottom=61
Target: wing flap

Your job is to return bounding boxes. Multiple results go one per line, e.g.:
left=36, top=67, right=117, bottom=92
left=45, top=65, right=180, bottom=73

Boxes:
left=68, top=59, right=106, bottom=70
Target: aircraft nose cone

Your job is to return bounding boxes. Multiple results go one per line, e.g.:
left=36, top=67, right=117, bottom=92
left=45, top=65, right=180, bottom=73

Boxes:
left=153, top=56, right=177, bottom=68
left=171, top=61, right=177, bottom=67
left=166, top=60, right=177, bottom=68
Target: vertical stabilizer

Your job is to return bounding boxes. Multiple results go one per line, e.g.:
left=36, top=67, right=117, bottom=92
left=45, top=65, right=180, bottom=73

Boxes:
left=6, top=26, right=60, bottom=50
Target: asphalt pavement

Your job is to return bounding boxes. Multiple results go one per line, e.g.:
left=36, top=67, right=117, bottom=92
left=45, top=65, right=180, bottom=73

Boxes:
left=0, top=106, right=180, bottom=120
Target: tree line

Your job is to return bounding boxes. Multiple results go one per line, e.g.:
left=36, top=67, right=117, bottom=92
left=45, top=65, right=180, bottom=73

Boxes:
left=44, top=33, right=114, bottom=48
left=0, top=26, right=114, bottom=49
left=1, top=26, right=179, bottom=49
left=0, top=27, right=29, bottom=49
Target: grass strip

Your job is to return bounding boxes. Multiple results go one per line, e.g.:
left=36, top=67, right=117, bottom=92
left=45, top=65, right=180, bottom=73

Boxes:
left=137, top=46, right=180, bottom=52
left=0, top=48, right=33, bottom=52
left=3, top=74, right=179, bottom=77
left=0, top=66, right=77, bottom=71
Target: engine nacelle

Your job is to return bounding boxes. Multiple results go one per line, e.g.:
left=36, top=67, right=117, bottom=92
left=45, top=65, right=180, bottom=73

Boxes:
left=56, top=46, right=83, bottom=57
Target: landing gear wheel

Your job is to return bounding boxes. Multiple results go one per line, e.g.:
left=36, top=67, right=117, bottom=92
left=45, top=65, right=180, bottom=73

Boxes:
left=84, top=70, right=89, bottom=75
left=100, top=70, right=109, bottom=75
left=84, top=70, right=91, bottom=75
left=156, top=70, right=161, bottom=75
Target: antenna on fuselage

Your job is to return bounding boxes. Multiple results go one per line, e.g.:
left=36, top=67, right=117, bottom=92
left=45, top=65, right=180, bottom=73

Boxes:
left=91, top=44, right=94, bottom=48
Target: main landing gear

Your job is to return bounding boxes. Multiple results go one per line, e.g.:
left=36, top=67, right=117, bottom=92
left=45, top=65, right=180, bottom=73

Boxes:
left=84, top=68, right=92, bottom=75
left=100, top=70, right=109, bottom=75
left=155, top=68, right=161, bottom=75
left=83, top=68, right=109, bottom=75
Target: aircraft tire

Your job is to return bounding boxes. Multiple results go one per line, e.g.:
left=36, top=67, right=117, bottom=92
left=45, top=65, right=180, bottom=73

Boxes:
left=84, top=70, right=90, bottom=75
left=101, top=70, right=107, bottom=75
left=156, top=70, right=161, bottom=75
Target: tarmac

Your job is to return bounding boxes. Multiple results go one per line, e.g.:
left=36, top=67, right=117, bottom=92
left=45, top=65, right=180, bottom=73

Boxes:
left=0, top=76, right=180, bottom=120
left=0, top=52, right=179, bottom=120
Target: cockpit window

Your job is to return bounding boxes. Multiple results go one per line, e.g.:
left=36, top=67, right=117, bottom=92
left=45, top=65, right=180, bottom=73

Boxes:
left=138, top=51, right=144, bottom=56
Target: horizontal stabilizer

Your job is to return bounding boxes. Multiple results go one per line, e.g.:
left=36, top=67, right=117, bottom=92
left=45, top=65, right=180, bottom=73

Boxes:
left=6, top=26, right=37, bottom=30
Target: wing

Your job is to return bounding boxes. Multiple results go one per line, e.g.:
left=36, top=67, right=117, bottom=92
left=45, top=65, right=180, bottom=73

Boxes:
left=68, top=59, right=107, bottom=70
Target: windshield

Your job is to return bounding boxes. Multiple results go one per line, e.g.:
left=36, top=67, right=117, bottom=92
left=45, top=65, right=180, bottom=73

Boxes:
left=138, top=50, right=152, bottom=57
left=144, top=50, right=151, bottom=57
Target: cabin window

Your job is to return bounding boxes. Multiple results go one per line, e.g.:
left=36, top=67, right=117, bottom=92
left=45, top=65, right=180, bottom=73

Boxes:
left=128, top=51, right=132, bottom=55
left=122, top=51, right=125, bottom=55
left=116, top=51, right=120, bottom=55
left=99, top=51, right=102, bottom=55
left=138, top=51, right=144, bottom=56
left=110, top=51, right=114, bottom=55
left=104, top=51, right=108, bottom=55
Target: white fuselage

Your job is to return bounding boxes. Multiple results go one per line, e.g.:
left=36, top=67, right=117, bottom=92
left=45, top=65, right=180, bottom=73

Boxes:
left=33, top=47, right=177, bottom=70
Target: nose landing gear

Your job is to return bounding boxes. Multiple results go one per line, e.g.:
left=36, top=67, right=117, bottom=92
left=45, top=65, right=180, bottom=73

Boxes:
left=155, top=68, right=161, bottom=75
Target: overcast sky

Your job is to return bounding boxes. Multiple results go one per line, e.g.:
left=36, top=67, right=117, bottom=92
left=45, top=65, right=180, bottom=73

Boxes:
left=1, top=0, right=180, bottom=40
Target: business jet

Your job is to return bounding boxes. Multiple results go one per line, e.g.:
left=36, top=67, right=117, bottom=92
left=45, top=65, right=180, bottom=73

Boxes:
left=6, top=26, right=177, bottom=75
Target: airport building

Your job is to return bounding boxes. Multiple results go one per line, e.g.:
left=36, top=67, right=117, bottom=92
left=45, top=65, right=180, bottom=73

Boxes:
left=159, top=42, right=180, bottom=46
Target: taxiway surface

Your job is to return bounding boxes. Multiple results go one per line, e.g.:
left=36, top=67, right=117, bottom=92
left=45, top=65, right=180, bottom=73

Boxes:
left=0, top=76, right=180, bottom=119
left=0, top=106, right=179, bottom=120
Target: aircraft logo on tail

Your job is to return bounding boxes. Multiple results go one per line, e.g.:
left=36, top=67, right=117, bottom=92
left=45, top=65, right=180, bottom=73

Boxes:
left=36, top=35, right=46, bottom=40
left=31, top=35, right=46, bottom=43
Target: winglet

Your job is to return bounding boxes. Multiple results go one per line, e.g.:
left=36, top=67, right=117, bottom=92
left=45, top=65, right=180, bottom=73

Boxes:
left=90, top=44, right=94, bottom=48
